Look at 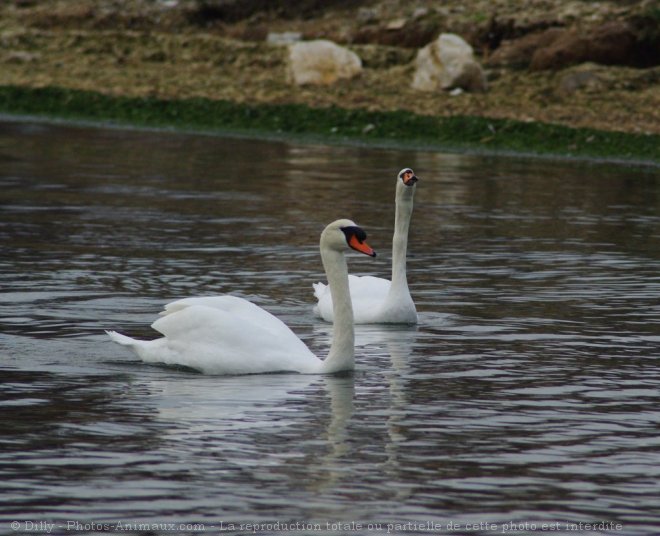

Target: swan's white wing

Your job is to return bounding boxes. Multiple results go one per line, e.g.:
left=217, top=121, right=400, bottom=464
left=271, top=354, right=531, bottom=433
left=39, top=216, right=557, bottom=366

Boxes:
left=314, top=274, right=391, bottom=323
left=146, top=299, right=319, bottom=375
left=159, top=295, right=276, bottom=324
left=348, top=275, right=391, bottom=322
left=348, top=275, right=391, bottom=300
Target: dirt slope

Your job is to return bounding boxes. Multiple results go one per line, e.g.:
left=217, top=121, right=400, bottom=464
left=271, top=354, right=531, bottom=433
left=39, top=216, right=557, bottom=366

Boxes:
left=1, top=0, right=659, bottom=134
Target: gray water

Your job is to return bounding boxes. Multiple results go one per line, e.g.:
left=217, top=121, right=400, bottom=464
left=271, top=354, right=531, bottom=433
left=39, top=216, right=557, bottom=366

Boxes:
left=1, top=119, right=659, bottom=535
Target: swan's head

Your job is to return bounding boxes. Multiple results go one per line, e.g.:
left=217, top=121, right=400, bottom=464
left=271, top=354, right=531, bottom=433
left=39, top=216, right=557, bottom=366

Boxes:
left=322, top=219, right=376, bottom=257
left=398, top=168, right=419, bottom=187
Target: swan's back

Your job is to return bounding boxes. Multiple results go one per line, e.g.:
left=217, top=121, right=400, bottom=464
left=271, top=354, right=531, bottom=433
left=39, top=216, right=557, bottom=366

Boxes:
left=128, top=296, right=319, bottom=375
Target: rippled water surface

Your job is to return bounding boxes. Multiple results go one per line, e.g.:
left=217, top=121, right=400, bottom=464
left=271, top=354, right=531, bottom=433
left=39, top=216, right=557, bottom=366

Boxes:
left=1, top=119, right=659, bottom=535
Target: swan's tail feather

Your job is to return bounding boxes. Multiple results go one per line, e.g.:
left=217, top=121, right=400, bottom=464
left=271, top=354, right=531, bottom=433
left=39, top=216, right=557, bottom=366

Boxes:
left=106, top=330, right=137, bottom=346
left=312, top=282, right=327, bottom=301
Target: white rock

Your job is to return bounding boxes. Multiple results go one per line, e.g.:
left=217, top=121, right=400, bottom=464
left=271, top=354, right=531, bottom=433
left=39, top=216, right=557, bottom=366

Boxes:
left=411, top=33, right=487, bottom=92
left=413, top=8, right=429, bottom=20
left=386, top=18, right=407, bottom=30
left=288, top=40, right=362, bottom=86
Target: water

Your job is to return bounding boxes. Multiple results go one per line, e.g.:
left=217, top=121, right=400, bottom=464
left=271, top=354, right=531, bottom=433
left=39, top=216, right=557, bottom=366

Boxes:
left=1, top=118, right=659, bottom=535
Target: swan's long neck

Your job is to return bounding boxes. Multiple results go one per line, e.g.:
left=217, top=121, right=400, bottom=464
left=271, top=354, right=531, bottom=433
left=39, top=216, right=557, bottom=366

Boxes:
left=320, top=247, right=355, bottom=373
left=388, top=183, right=415, bottom=300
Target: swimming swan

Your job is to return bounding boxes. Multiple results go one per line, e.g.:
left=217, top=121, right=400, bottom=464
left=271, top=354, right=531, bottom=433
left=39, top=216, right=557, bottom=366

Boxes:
left=313, top=168, right=418, bottom=324
left=106, top=219, right=376, bottom=375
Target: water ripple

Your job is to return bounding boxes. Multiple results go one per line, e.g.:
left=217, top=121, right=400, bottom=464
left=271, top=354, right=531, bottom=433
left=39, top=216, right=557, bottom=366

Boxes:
left=1, top=120, right=659, bottom=532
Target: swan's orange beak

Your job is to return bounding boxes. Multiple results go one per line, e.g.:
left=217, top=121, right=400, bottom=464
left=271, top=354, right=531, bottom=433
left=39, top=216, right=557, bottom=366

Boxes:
left=349, top=235, right=376, bottom=257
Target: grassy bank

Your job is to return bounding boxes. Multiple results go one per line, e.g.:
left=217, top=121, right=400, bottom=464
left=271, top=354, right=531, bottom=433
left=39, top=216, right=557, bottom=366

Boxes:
left=1, top=85, right=658, bottom=164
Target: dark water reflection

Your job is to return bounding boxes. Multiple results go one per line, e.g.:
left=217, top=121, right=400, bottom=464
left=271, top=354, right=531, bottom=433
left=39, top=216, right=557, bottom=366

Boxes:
left=1, top=119, right=659, bottom=534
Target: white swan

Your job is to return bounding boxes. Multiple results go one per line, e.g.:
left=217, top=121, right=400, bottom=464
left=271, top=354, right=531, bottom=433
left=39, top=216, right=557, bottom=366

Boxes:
left=106, top=219, right=376, bottom=375
left=313, top=168, right=419, bottom=324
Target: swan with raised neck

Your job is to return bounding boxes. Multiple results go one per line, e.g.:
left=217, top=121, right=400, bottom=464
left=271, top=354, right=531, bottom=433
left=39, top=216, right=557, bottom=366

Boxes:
left=313, top=168, right=418, bottom=324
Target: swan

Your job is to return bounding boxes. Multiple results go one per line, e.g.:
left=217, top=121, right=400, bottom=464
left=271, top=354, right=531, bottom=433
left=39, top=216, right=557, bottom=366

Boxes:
left=106, top=219, right=376, bottom=375
left=313, top=168, right=419, bottom=324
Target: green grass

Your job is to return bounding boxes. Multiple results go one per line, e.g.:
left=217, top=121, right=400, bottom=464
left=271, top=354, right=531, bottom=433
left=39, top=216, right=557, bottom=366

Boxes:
left=1, top=85, right=658, bottom=164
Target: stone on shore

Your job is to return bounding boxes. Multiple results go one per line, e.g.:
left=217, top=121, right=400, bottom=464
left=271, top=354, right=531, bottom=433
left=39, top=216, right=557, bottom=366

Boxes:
left=411, top=33, right=487, bottom=93
left=287, top=39, right=362, bottom=86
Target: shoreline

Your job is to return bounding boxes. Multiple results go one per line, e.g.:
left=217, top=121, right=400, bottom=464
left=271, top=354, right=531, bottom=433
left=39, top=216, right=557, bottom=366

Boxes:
left=2, top=85, right=659, bottom=167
